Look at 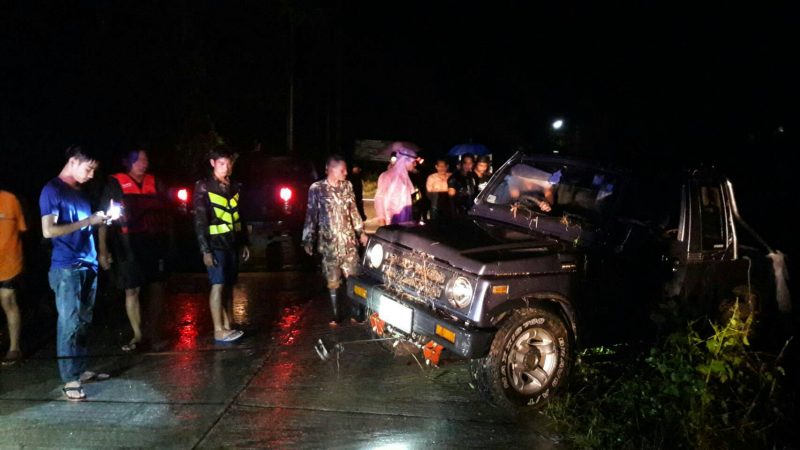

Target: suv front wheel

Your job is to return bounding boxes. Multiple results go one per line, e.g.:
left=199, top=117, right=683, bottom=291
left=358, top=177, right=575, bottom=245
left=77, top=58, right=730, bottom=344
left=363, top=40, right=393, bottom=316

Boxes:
left=470, top=307, right=572, bottom=410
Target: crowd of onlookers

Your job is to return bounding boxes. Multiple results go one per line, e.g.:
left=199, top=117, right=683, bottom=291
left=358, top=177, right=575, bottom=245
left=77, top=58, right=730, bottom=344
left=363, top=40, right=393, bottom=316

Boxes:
left=0, top=140, right=495, bottom=401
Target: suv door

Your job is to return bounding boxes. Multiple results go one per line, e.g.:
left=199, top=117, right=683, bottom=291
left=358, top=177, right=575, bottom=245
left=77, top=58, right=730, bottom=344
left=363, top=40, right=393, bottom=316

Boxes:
left=666, top=171, right=750, bottom=315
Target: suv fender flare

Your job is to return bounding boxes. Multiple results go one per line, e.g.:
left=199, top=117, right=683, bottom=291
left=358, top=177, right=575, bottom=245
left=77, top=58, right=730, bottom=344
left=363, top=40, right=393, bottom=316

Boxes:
left=488, top=292, right=577, bottom=341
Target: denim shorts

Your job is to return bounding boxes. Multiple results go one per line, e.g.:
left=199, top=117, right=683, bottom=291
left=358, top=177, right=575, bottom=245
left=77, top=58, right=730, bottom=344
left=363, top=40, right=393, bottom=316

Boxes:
left=206, top=249, right=239, bottom=286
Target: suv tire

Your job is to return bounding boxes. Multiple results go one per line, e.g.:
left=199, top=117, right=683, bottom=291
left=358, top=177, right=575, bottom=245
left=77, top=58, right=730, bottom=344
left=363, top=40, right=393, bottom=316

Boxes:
left=470, top=307, right=571, bottom=409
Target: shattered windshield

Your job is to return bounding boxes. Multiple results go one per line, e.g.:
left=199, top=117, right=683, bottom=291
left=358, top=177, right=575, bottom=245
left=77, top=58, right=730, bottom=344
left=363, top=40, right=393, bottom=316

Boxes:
left=480, top=159, right=619, bottom=224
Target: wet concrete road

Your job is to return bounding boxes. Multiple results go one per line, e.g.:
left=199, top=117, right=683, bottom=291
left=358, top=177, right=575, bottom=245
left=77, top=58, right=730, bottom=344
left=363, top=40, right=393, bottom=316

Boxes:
left=0, top=271, right=562, bottom=449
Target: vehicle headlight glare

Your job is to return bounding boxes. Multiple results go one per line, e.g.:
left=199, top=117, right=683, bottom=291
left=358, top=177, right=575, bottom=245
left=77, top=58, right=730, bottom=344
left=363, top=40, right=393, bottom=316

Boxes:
left=368, top=243, right=384, bottom=268
left=448, top=276, right=473, bottom=309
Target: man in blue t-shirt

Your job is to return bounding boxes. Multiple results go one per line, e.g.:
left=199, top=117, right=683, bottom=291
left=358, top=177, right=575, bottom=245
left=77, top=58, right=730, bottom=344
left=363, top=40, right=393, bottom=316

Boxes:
left=39, top=145, right=110, bottom=401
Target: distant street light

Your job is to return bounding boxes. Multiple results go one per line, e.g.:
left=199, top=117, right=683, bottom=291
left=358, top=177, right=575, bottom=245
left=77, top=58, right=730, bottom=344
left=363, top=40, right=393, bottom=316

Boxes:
left=552, top=119, right=564, bottom=130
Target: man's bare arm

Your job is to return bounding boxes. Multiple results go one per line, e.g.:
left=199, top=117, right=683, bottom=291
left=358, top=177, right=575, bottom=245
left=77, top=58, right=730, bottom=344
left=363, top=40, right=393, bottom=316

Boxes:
left=97, top=225, right=113, bottom=270
left=41, top=214, right=106, bottom=239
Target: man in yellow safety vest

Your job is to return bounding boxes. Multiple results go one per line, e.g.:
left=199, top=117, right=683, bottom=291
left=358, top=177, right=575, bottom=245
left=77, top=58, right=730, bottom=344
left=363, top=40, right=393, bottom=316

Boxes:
left=192, top=145, right=250, bottom=343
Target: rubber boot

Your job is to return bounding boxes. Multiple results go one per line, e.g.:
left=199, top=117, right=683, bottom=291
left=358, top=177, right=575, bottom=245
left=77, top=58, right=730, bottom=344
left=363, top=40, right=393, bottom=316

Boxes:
left=329, top=289, right=340, bottom=323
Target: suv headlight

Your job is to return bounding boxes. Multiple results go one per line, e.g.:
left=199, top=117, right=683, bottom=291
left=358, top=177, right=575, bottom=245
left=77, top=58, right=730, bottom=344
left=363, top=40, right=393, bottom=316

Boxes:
left=447, top=276, right=474, bottom=309
left=367, top=243, right=384, bottom=268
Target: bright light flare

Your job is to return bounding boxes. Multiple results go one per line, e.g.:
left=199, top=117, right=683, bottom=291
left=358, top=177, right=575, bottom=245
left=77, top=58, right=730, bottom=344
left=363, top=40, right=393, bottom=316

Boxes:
left=552, top=119, right=564, bottom=130
left=107, top=200, right=121, bottom=220
left=279, top=187, right=293, bottom=202
left=177, top=188, right=189, bottom=202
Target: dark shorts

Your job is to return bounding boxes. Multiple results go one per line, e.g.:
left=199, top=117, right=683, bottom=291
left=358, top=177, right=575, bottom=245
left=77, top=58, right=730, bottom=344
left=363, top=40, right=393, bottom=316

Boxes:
left=206, top=249, right=239, bottom=286
left=0, top=274, right=21, bottom=290
left=115, top=235, right=168, bottom=290
left=322, top=251, right=360, bottom=289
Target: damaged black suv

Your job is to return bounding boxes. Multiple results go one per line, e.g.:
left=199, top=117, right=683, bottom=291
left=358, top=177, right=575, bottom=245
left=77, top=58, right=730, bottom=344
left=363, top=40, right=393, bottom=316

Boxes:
left=347, top=152, right=789, bottom=409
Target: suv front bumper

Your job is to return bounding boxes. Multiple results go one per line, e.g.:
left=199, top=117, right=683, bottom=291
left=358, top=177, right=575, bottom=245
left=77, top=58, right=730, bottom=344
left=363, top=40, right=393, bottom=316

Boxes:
left=346, top=275, right=493, bottom=358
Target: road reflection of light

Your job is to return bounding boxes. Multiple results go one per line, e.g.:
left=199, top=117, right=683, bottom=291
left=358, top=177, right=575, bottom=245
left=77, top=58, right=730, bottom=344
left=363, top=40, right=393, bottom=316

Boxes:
left=259, top=304, right=304, bottom=447
left=174, top=293, right=200, bottom=351
left=368, top=443, right=413, bottom=450
left=272, top=306, right=302, bottom=384
left=278, top=306, right=301, bottom=345
left=232, top=285, right=251, bottom=326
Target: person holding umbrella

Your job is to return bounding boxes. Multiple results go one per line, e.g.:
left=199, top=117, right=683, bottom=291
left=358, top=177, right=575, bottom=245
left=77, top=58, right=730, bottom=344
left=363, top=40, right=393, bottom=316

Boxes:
left=447, top=142, right=489, bottom=215
left=448, top=153, right=477, bottom=216
left=470, top=155, right=493, bottom=193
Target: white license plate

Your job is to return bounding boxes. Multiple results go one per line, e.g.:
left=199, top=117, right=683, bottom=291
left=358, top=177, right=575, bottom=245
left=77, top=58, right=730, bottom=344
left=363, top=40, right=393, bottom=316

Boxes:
left=378, top=295, right=413, bottom=333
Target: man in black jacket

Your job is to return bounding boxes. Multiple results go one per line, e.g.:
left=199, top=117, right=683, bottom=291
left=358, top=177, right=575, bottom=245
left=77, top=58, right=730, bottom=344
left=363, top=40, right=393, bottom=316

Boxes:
left=447, top=153, right=477, bottom=215
left=193, top=146, right=250, bottom=343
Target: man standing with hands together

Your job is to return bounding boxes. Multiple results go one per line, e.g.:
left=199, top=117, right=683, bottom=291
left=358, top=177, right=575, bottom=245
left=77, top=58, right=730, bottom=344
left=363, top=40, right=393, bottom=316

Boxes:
left=40, top=145, right=111, bottom=401
left=193, top=145, right=250, bottom=343
left=302, top=155, right=368, bottom=325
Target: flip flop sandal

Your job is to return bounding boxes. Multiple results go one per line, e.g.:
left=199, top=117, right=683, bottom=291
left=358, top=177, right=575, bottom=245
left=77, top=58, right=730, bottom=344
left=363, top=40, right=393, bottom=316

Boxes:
left=62, top=386, right=86, bottom=402
left=227, top=330, right=244, bottom=342
left=2, top=350, right=22, bottom=366
left=79, top=371, right=110, bottom=383
left=214, top=330, right=244, bottom=343
left=121, top=341, right=139, bottom=352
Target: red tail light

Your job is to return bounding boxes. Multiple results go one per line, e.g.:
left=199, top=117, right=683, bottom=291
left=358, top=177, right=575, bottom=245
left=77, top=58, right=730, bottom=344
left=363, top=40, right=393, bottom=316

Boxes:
left=177, top=188, right=189, bottom=202
left=279, top=187, right=293, bottom=202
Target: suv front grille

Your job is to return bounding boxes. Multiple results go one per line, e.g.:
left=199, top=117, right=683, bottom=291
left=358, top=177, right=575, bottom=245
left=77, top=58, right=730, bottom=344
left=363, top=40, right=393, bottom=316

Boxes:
left=378, top=245, right=452, bottom=304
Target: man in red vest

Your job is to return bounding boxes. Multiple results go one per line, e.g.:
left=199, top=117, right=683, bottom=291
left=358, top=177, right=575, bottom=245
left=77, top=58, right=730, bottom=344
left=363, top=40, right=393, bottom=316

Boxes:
left=98, top=147, right=171, bottom=352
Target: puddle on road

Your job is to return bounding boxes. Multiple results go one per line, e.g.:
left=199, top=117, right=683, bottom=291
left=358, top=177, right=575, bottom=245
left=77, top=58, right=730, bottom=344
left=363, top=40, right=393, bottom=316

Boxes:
left=157, top=275, right=317, bottom=351
left=278, top=305, right=303, bottom=346
left=233, top=285, right=252, bottom=327
left=173, top=293, right=202, bottom=351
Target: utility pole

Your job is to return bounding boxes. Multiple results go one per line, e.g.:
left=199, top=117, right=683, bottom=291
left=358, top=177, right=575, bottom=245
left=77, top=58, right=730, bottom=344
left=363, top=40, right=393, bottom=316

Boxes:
left=287, top=18, right=295, bottom=154
left=334, top=0, right=343, bottom=155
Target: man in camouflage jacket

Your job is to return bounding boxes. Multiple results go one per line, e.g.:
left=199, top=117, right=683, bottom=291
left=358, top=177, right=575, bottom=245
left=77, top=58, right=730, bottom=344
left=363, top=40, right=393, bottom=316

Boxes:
left=302, top=155, right=368, bottom=324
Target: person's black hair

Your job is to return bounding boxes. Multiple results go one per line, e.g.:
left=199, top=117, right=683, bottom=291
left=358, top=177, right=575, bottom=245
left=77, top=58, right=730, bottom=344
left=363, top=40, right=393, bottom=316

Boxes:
left=476, top=155, right=491, bottom=165
left=208, top=145, right=237, bottom=162
left=65, top=145, right=99, bottom=163
left=122, top=146, right=149, bottom=171
left=461, top=153, right=475, bottom=162
left=435, top=157, right=449, bottom=165
left=326, top=154, right=346, bottom=167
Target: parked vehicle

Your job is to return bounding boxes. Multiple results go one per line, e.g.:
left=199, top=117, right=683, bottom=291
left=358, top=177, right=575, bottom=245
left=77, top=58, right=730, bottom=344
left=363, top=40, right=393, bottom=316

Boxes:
left=347, top=152, right=789, bottom=409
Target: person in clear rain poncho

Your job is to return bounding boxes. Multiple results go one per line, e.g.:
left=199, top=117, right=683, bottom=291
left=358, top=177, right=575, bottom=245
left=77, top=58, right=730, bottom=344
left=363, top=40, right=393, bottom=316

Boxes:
left=374, top=141, right=421, bottom=226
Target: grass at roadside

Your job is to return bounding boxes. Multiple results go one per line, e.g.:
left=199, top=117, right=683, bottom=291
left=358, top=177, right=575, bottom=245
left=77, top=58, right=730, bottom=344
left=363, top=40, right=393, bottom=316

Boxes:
left=544, top=302, right=796, bottom=449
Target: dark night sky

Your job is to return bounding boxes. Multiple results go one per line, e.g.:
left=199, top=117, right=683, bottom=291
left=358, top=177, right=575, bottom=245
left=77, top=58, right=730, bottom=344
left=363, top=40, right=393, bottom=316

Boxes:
left=342, top=3, right=796, bottom=154
left=1, top=1, right=797, bottom=252
left=2, top=2, right=795, bottom=157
